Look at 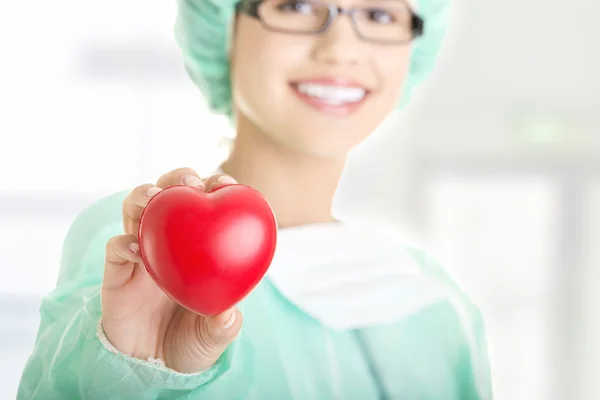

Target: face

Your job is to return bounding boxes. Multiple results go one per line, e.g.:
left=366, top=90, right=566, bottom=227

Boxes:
left=230, top=0, right=414, bottom=159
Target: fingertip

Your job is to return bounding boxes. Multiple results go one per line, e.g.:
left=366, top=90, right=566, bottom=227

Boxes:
left=206, top=175, right=237, bottom=192
left=122, top=234, right=141, bottom=262
left=208, top=307, right=241, bottom=333
left=128, top=242, right=139, bottom=254
left=104, top=235, right=140, bottom=289
left=146, top=186, right=162, bottom=197
left=183, top=175, right=206, bottom=189
left=217, top=175, right=237, bottom=185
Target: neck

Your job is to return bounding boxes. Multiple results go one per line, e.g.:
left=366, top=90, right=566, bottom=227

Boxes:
left=220, top=115, right=346, bottom=228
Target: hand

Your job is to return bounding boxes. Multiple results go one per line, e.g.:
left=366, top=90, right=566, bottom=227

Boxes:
left=101, top=168, right=243, bottom=373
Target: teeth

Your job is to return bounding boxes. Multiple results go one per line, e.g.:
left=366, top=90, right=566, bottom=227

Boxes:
left=296, top=83, right=366, bottom=105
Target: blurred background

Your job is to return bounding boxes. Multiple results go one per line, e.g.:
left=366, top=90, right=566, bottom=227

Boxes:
left=0, top=0, right=597, bottom=399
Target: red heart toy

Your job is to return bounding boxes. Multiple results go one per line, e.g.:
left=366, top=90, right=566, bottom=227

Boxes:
left=138, top=183, right=278, bottom=316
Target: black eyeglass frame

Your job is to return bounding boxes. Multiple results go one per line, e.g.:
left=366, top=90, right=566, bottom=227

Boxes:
left=236, top=0, right=425, bottom=45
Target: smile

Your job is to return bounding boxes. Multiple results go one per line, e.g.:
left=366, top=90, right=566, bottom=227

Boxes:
left=295, top=83, right=366, bottom=105
left=289, top=79, right=371, bottom=117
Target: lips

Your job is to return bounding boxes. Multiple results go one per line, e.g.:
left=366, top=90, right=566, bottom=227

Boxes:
left=289, top=77, right=372, bottom=117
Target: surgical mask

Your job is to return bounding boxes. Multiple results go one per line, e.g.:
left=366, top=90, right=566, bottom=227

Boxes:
left=266, top=222, right=451, bottom=330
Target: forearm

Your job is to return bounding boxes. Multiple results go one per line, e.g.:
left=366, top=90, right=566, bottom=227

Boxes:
left=17, top=285, right=233, bottom=400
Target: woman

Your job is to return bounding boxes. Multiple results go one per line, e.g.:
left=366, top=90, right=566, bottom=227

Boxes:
left=18, top=0, right=492, bottom=399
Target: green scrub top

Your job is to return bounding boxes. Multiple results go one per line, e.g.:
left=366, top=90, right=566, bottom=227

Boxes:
left=17, top=190, right=493, bottom=400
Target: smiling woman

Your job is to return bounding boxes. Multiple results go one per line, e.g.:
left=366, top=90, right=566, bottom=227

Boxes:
left=177, top=0, right=446, bottom=158
left=17, top=0, right=493, bottom=399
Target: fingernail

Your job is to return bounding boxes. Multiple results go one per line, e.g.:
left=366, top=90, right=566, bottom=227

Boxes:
left=146, top=187, right=161, bottom=197
left=223, top=311, right=236, bottom=329
left=217, top=175, right=237, bottom=185
left=129, top=242, right=139, bottom=253
left=184, top=175, right=205, bottom=188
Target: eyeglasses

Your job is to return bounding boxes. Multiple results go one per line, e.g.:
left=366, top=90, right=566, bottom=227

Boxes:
left=236, top=0, right=424, bottom=45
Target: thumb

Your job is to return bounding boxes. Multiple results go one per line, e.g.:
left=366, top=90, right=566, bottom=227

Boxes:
left=200, top=307, right=242, bottom=350
left=168, top=307, right=243, bottom=374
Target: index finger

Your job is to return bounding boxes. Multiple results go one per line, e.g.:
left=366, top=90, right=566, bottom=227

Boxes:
left=156, top=167, right=204, bottom=189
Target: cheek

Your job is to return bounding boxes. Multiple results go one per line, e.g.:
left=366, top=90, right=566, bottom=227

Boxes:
left=231, top=37, right=273, bottom=108
left=374, top=48, right=412, bottom=102
left=230, top=24, right=306, bottom=116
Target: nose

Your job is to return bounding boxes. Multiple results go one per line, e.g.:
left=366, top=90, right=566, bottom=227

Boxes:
left=311, top=12, right=362, bottom=66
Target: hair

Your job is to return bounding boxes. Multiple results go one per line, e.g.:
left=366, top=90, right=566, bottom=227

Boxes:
left=174, top=0, right=450, bottom=119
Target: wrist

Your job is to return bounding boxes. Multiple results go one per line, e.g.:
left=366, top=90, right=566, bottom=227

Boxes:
left=96, top=318, right=211, bottom=377
left=97, top=318, right=166, bottom=365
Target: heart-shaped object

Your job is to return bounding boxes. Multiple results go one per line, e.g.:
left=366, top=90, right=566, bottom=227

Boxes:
left=138, top=184, right=278, bottom=316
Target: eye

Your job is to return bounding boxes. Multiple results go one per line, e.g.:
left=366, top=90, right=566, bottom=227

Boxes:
left=277, top=0, right=314, bottom=14
left=367, top=9, right=394, bottom=24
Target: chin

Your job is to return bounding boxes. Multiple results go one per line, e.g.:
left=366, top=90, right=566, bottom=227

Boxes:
left=263, top=98, right=387, bottom=158
left=299, top=118, right=378, bottom=152
left=280, top=130, right=365, bottom=160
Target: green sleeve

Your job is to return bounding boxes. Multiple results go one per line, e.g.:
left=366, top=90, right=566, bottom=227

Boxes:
left=17, top=191, right=238, bottom=400
left=456, top=305, right=494, bottom=400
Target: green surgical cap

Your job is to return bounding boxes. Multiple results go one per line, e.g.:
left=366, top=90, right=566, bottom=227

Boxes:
left=174, top=0, right=450, bottom=119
